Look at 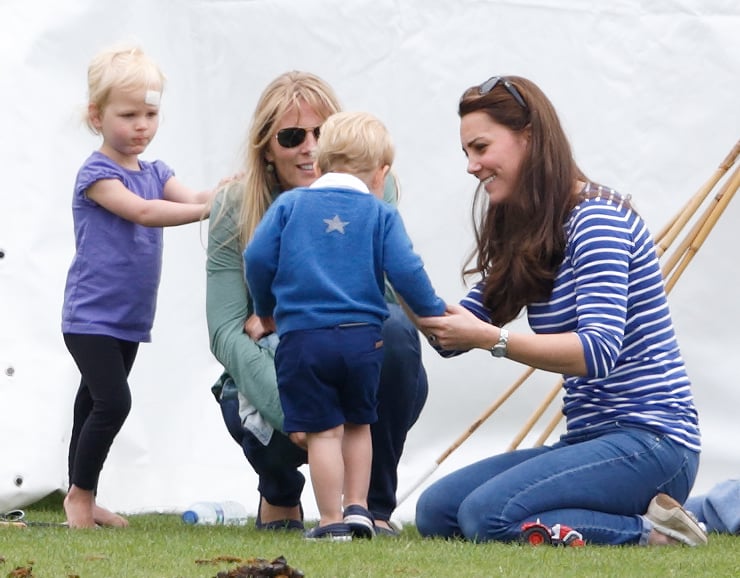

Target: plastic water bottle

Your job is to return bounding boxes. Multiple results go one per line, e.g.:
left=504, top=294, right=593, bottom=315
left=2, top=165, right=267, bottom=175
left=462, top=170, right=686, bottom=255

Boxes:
left=181, top=501, right=248, bottom=526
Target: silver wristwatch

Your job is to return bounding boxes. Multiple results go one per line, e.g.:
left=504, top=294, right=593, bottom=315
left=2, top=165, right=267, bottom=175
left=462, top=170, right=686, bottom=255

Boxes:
left=490, top=328, right=509, bottom=358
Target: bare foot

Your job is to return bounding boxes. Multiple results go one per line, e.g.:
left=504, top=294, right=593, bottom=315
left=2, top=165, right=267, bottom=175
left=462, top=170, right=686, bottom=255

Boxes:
left=64, top=486, right=96, bottom=529
left=648, top=528, right=678, bottom=546
left=259, top=497, right=301, bottom=524
left=93, top=504, right=129, bottom=528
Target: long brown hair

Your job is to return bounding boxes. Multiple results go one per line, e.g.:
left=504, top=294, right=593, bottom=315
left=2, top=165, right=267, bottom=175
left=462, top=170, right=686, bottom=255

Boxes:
left=459, top=76, right=586, bottom=325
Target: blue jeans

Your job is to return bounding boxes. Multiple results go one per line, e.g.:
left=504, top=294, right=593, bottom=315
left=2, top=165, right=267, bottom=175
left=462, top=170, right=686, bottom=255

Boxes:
left=219, top=303, right=428, bottom=523
left=415, top=424, right=699, bottom=545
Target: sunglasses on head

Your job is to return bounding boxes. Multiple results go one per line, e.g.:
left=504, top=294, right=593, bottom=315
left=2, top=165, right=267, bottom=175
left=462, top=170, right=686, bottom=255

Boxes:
left=477, top=76, right=528, bottom=109
left=275, top=126, right=321, bottom=148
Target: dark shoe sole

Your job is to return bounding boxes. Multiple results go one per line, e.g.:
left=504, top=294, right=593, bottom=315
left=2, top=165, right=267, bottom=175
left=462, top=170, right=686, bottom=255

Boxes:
left=343, top=505, right=375, bottom=539
left=305, top=522, right=352, bottom=542
left=255, top=499, right=304, bottom=531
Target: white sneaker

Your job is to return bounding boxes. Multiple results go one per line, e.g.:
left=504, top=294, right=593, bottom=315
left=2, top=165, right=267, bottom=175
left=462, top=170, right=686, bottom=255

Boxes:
left=645, top=493, right=708, bottom=546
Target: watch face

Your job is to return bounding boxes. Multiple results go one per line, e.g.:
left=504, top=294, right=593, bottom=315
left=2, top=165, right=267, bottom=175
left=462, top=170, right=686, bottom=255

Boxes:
left=490, top=328, right=508, bottom=357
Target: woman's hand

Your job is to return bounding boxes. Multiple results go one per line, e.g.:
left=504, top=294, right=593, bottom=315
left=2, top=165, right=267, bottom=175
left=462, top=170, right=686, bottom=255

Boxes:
left=420, top=304, right=588, bottom=375
left=417, top=303, right=494, bottom=351
left=243, top=314, right=276, bottom=340
left=216, top=172, right=244, bottom=190
left=289, top=432, right=307, bottom=450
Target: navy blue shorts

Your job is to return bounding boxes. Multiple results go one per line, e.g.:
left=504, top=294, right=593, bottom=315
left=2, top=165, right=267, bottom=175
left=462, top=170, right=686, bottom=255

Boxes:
left=275, top=324, right=384, bottom=433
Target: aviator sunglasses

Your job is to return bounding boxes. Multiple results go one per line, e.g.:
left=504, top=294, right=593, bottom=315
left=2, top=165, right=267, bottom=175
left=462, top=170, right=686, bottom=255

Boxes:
left=477, top=76, right=528, bottom=109
left=275, top=125, right=321, bottom=148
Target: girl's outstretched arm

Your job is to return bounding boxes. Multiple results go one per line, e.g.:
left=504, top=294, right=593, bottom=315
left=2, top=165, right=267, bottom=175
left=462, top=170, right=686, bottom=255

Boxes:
left=163, top=175, right=214, bottom=204
left=87, top=178, right=208, bottom=227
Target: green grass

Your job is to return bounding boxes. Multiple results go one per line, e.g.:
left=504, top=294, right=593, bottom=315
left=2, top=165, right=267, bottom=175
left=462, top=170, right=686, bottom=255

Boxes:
left=1, top=493, right=738, bottom=578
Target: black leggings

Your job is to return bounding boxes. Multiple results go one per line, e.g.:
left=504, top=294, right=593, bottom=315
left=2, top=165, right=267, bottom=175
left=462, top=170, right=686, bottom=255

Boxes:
left=63, top=333, right=138, bottom=491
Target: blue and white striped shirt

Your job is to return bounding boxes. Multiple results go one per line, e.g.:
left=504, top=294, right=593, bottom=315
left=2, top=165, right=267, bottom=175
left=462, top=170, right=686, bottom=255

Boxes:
left=454, top=184, right=700, bottom=452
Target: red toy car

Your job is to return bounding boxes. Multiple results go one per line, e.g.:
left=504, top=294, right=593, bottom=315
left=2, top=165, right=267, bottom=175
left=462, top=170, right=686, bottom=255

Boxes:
left=520, top=520, right=585, bottom=547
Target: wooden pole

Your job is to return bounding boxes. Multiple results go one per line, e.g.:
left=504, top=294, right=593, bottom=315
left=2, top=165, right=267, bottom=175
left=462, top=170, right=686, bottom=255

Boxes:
left=534, top=406, right=567, bottom=447
left=664, top=165, right=740, bottom=294
left=654, top=140, right=740, bottom=251
left=395, top=367, right=535, bottom=506
left=507, top=379, right=563, bottom=451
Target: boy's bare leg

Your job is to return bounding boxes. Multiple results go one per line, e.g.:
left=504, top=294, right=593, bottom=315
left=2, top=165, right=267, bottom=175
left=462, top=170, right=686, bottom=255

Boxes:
left=342, top=423, right=371, bottom=508
left=307, top=425, right=344, bottom=527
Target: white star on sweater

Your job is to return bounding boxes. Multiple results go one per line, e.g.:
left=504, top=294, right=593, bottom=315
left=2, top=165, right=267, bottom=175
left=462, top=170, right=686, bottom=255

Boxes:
left=324, top=214, right=349, bottom=234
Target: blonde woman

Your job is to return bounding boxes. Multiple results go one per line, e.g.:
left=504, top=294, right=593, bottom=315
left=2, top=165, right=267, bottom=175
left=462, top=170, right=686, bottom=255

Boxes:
left=207, top=72, right=428, bottom=537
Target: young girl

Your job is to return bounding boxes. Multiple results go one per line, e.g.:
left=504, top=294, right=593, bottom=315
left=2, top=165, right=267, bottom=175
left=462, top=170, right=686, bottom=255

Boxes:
left=61, top=45, right=211, bottom=529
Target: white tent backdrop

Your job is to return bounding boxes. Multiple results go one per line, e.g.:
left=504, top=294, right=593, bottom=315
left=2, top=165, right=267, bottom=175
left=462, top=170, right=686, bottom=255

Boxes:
left=1, top=0, right=738, bottom=520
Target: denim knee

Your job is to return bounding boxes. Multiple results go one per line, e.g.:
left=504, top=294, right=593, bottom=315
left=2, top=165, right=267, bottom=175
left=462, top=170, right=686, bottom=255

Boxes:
left=218, top=395, right=246, bottom=445
left=458, top=499, right=509, bottom=542
left=415, top=483, right=458, bottom=538
left=414, top=491, right=434, bottom=536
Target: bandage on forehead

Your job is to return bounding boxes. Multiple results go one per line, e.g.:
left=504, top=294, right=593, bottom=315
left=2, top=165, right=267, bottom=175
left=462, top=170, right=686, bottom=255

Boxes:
left=145, top=90, right=161, bottom=106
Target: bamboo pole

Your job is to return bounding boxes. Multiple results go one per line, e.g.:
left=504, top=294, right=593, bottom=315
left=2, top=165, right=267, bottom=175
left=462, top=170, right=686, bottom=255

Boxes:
left=533, top=406, right=567, bottom=447
left=436, top=366, right=536, bottom=464
left=654, top=140, right=740, bottom=251
left=506, top=378, right=562, bottom=451
left=664, top=165, right=740, bottom=294
left=395, top=366, right=535, bottom=506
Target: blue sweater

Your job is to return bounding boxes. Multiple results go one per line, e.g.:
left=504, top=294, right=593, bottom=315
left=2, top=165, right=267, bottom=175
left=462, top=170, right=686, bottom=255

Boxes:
left=453, top=184, right=700, bottom=452
left=244, top=173, right=445, bottom=335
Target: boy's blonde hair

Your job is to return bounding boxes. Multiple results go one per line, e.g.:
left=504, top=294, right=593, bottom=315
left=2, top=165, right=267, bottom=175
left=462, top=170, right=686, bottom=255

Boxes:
left=316, top=111, right=394, bottom=180
left=85, top=45, right=166, bottom=133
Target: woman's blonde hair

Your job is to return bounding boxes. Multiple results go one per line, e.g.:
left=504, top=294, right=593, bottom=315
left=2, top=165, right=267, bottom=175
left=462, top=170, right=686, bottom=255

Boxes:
left=85, top=44, right=165, bottom=133
left=316, top=111, right=394, bottom=181
left=236, top=71, right=341, bottom=247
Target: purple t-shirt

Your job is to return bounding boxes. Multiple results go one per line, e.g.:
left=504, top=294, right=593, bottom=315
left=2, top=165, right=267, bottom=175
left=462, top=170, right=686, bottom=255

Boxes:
left=61, top=151, right=174, bottom=342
